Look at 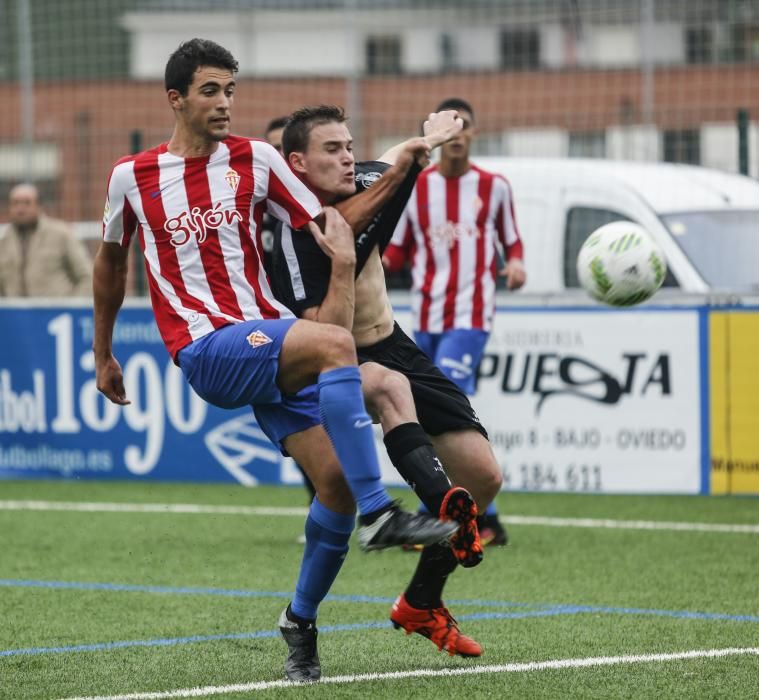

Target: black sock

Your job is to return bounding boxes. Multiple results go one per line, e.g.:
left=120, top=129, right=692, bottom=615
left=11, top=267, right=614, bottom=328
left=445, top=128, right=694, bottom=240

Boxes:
left=404, top=543, right=458, bottom=609
left=384, top=423, right=451, bottom=515
left=286, top=603, right=315, bottom=629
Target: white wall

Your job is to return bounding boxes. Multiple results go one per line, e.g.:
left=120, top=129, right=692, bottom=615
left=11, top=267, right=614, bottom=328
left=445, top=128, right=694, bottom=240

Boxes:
left=701, top=122, right=759, bottom=178
left=540, top=23, right=568, bottom=69
left=578, top=22, right=683, bottom=67
left=606, top=125, right=660, bottom=161
left=252, top=31, right=350, bottom=76
left=402, top=28, right=441, bottom=73
left=122, top=11, right=693, bottom=78
left=455, top=27, right=499, bottom=70
left=504, top=129, right=568, bottom=158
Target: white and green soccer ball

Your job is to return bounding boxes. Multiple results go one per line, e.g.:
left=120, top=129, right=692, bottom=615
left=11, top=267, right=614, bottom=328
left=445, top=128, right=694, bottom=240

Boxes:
left=576, top=221, right=667, bottom=306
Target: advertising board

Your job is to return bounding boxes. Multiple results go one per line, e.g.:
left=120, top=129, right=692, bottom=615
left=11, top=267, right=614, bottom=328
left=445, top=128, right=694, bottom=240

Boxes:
left=386, top=307, right=705, bottom=494
left=0, top=305, right=278, bottom=485
left=0, top=303, right=710, bottom=494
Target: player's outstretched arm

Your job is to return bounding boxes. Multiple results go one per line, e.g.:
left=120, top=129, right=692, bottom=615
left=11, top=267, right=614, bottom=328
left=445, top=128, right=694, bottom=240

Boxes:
left=335, top=110, right=462, bottom=233
left=377, top=110, right=463, bottom=165
left=334, top=162, right=412, bottom=235
left=93, top=241, right=130, bottom=405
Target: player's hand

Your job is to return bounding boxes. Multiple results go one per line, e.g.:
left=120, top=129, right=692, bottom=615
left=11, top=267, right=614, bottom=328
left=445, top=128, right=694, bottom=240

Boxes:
left=400, top=136, right=432, bottom=169
left=308, top=207, right=356, bottom=266
left=95, top=353, right=130, bottom=405
left=423, top=110, right=464, bottom=149
left=500, top=258, right=527, bottom=291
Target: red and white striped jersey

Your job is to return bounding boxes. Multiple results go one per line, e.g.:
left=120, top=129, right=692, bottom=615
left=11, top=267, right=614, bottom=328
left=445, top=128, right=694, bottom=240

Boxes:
left=102, top=135, right=321, bottom=359
left=385, top=163, right=523, bottom=333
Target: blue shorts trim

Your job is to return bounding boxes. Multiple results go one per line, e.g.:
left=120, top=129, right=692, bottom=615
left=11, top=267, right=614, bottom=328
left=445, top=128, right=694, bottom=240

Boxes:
left=177, top=319, right=321, bottom=452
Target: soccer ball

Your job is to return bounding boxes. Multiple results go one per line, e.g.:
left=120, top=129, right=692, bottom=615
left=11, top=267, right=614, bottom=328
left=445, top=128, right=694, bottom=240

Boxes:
left=576, top=221, right=667, bottom=306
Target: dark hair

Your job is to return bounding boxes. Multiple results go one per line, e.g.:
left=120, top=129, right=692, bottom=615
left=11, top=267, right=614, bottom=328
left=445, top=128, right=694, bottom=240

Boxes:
left=164, top=38, right=239, bottom=96
left=265, top=116, right=289, bottom=134
left=282, top=105, right=347, bottom=157
left=435, top=97, right=475, bottom=122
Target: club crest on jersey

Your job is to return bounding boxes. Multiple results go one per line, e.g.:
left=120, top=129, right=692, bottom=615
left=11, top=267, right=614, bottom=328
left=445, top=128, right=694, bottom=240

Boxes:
left=355, top=171, right=382, bottom=189
left=164, top=203, right=244, bottom=247
left=246, top=330, right=272, bottom=348
left=225, top=168, right=240, bottom=193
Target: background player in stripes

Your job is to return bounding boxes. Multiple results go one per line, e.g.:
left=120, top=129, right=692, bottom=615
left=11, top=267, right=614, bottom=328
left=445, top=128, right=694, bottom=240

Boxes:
left=92, top=38, right=456, bottom=683
left=383, top=97, right=526, bottom=546
left=270, top=104, right=503, bottom=657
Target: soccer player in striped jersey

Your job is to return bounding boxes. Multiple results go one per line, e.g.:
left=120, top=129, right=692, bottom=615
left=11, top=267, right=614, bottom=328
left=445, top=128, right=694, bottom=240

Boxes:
left=270, top=104, right=504, bottom=658
left=384, top=98, right=526, bottom=547
left=92, top=39, right=456, bottom=683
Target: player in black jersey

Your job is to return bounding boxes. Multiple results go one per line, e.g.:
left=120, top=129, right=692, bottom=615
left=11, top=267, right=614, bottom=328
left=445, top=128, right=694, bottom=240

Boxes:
left=270, top=105, right=504, bottom=661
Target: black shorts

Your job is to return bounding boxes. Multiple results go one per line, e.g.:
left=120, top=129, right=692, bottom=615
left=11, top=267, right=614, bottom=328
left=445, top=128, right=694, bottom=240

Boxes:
left=357, top=323, right=488, bottom=440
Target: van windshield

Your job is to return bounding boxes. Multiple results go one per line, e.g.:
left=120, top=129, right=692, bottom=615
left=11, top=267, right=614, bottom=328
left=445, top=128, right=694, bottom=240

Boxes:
left=661, top=210, right=759, bottom=291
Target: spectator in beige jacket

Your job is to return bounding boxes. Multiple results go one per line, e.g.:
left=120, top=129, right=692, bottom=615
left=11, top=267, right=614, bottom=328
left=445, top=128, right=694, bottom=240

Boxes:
left=0, top=183, right=92, bottom=297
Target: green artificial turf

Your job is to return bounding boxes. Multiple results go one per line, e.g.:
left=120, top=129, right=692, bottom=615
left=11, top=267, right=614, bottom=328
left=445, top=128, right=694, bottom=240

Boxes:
left=0, top=480, right=757, bottom=699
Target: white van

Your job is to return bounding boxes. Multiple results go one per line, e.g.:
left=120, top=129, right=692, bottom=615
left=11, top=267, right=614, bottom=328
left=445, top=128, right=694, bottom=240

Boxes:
left=475, top=158, right=759, bottom=295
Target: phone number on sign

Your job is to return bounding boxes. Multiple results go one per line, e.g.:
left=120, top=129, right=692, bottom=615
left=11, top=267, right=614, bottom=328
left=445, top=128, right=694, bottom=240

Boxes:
left=502, top=463, right=603, bottom=492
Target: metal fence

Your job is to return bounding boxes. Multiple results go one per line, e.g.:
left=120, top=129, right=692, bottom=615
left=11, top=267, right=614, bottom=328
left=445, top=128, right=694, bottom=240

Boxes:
left=1, top=0, right=758, bottom=293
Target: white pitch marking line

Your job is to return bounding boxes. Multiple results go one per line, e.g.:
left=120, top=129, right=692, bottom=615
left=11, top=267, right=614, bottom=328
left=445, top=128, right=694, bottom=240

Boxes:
left=1, top=500, right=757, bottom=534
left=0, top=500, right=309, bottom=517
left=505, top=515, right=759, bottom=534
left=57, top=647, right=759, bottom=700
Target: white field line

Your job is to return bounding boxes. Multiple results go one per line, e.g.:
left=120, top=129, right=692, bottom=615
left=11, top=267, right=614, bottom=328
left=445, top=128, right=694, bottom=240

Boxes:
left=1, top=500, right=757, bottom=534
left=58, top=647, right=759, bottom=700
left=0, top=500, right=309, bottom=517
left=505, top=515, right=759, bottom=534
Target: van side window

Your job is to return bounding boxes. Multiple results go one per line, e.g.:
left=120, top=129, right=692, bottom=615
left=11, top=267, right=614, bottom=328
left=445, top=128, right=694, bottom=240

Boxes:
left=564, top=207, right=632, bottom=287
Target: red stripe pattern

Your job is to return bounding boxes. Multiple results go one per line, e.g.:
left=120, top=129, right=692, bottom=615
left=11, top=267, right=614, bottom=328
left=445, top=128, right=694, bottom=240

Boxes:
left=386, top=163, right=522, bottom=333
left=101, top=136, right=321, bottom=358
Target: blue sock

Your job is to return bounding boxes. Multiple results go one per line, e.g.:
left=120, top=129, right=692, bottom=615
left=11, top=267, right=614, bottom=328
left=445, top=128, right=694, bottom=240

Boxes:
left=486, top=502, right=498, bottom=515
left=291, top=498, right=355, bottom=621
left=318, top=366, right=392, bottom=516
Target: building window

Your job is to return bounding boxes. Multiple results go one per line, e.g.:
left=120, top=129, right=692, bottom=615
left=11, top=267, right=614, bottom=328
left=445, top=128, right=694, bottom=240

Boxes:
left=731, top=24, right=759, bottom=63
left=685, top=26, right=713, bottom=64
left=663, top=129, right=701, bottom=165
left=366, top=35, right=402, bottom=75
left=500, top=29, right=540, bottom=70
left=440, top=33, right=456, bottom=72
left=568, top=131, right=606, bottom=158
